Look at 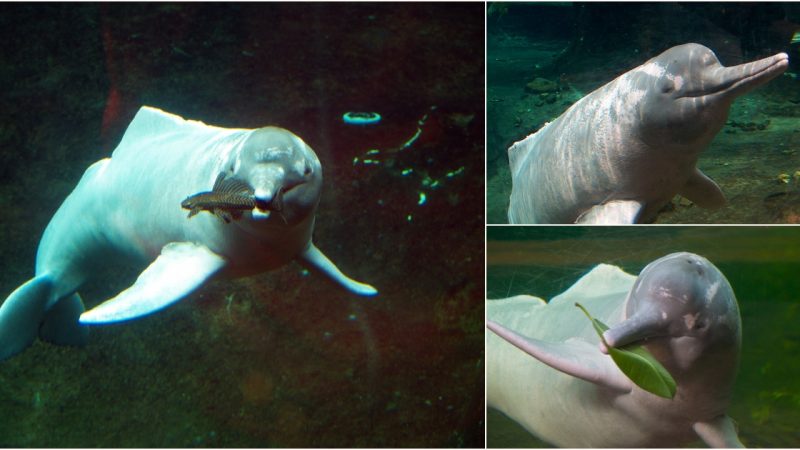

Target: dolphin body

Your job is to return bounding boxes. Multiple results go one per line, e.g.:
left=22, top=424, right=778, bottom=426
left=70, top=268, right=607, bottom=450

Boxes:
left=0, top=106, right=377, bottom=360
left=487, top=253, right=743, bottom=447
left=507, top=43, right=789, bottom=224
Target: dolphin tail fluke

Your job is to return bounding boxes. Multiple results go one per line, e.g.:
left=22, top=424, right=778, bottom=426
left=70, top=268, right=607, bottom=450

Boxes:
left=300, top=243, right=378, bottom=296
left=0, top=276, right=54, bottom=360
left=40, top=293, right=88, bottom=347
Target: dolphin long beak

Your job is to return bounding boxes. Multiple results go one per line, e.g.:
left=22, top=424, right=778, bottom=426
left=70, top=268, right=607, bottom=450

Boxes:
left=249, top=186, right=274, bottom=220
left=249, top=164, right=285, bottom=220
left=689, top=52, right=789, bottom=100
left=602, top=308, right=668, bottom=349
left=720, top=52, right=789, bottom=95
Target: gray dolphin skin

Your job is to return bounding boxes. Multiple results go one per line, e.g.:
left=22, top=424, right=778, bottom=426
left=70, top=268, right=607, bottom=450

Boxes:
left=507, top=43, right=789, bottom=224
left=0, top=106, right=377, bottom=361
left=487, top=252, right=743, bottom=447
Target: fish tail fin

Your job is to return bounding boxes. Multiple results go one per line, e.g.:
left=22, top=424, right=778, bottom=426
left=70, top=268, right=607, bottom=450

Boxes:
left=0, top=276, right=88, bottom=360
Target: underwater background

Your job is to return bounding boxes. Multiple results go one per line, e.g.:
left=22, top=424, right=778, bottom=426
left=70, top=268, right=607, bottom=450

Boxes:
left=487, top=2, right=800, bottom=224
left=0, top=3, right=484, bottom=447
left=486, top=226, right=800, bottom=448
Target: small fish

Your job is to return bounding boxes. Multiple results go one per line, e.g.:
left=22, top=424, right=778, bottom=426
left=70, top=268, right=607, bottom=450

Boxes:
left=181, top=172, right=256, bottom=223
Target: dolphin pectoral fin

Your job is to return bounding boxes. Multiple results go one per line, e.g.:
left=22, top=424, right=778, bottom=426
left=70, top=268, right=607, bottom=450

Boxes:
left=486, top=320, right=633, bottom=393
left=576, top=200, right=642, bottom=224
left=39, top=293, right=88, bottom=347
left=693, top=415, right=744, bottom=448
left=79, top=242, right=226, bottom=324
left=299, top=243, right=378, bottom=296
left=493, top=294, right=547, bottom=306
left=679, top=169, right=726, bottom=209
left=0, top=276, right=53, bottom=360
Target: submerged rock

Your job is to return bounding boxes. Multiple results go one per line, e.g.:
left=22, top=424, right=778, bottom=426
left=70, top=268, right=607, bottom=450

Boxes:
left=524, top=77, right=557, bottom=94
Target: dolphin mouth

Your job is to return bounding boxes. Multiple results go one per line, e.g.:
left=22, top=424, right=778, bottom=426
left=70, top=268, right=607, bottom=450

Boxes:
left=605, top=332, right=668, bottom=350
left=719, top=52, right=789, bottom=95
left=251, top=208, right=271, bottom=220
left=678, top=52, right=789, bottom=100
left=251, top=187, right=289, bottom=223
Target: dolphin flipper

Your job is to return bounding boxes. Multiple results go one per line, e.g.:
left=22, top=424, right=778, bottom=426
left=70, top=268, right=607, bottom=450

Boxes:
left=495, top=294, right=547, bottom=306
left=693, top=415, right=744, bottom=448
left=300, top=243, right=378, bottom=296
left=79, top=242, right=226, bottom=324
left=40, top=293, right=88, bottom=346
left=576, top=200, right=642, bottom=224
left=679, top=168, right=726, bottom=209
left=486, top=320, right=633, bottom=393
left=0, top=276, right=53, bottom=360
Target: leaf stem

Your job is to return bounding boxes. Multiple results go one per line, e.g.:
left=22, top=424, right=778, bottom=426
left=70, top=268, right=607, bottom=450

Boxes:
left=575, top=302, right=610, bottom=348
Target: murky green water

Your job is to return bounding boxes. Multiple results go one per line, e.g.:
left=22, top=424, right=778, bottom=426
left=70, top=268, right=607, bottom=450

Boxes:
left=487, top=226, right=800, bottom=447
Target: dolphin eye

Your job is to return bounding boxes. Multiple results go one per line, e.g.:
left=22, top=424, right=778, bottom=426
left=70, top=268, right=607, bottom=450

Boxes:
left=304, top=165, right=312, bottom=176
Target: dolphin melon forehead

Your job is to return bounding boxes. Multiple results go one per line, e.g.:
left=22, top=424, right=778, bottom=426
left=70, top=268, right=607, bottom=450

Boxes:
left=632, top=254, right=699, bottom=304
left=638, top=61, right=684, bottom=90
left=630, top=252, right=735, bottom=314
left=636, top=43, right=717, bottom=89
left=226, top=127, right=317, bottom=175
left=655, top=43, right=718, bottom=64
left=243, top=127, right=312, bottom=160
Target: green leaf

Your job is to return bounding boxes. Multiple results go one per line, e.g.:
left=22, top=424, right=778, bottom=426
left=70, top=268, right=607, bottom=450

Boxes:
left=575, top=302, right=677, bottom=399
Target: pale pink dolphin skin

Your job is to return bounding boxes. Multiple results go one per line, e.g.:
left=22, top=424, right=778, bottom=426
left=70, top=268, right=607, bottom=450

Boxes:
left=507, top=43, right=789, bottom=224
left=487, top=252, right=743, bottom=447
left=0, top=106, right=377, bottom=361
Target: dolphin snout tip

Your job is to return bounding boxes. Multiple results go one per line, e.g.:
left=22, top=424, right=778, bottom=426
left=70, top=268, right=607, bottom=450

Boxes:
left=769, top=53, right=790, bottom=73
left=254, top=188, right=272, bottom=200
left=253, top=189, right=277, bottom=210
left=602, top=329, right=618, bottom=349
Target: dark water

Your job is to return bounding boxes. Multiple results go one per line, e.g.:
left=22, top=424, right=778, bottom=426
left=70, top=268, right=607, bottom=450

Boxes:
left=487, top=226, right=800, bottom=447
left=487, top=2, right=800, bottom=224
left=0, top=3, right=484, bottom=447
